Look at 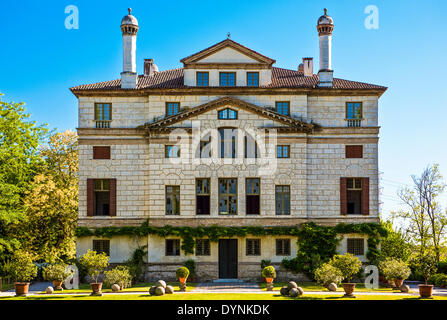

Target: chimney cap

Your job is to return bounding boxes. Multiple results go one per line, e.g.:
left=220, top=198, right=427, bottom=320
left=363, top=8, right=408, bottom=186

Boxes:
left=121, top=8, right=139, bottom=26
left=317, top=8, right=333, bottom=26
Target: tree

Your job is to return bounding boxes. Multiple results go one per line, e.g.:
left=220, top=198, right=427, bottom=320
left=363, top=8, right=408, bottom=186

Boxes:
left=18, top=131, right=78, bottom=262
left=379, top=220, right=412, bottom=262
left=0, top=94, right=48, bottom=270
left=394, top=164, right=447, bottom=262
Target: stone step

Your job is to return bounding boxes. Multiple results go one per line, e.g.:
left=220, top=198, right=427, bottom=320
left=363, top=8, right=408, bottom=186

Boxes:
left=212, top=279, right=245, bottom=283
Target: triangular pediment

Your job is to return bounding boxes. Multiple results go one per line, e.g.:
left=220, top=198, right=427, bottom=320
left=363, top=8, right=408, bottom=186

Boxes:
left=181, top=39, right=276, bottom=66
left=139, top=96, right=314, bottom=133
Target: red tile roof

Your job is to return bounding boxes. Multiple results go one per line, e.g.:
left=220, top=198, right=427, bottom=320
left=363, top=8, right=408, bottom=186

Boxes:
left=70, top=67, right=387, bottom=91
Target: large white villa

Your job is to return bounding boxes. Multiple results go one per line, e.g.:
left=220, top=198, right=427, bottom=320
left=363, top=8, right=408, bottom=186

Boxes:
left=72, top=9, right=386, bottom=281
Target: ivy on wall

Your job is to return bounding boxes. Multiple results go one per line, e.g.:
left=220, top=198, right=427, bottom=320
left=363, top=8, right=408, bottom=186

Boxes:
left=76, top=221, right=387, bottom=261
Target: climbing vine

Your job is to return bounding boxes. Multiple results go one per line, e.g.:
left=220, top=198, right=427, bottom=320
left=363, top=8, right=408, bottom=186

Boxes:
left=76, top=220, right=386, bottom=260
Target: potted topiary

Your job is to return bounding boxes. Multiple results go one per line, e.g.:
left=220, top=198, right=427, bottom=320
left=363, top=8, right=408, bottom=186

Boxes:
left=42, top=263, right=72, bottom=291
left=78, top=249, right=109, bottom=296
left=176, top=267, right=190, bottom=284
left=378, top=258, right=411, bottom=289
left=415, top=251, right=437, bottom=298
left=104, top=266, right=132, bottom=291
left=5, top=250, right=38, bottom=296
left=329, top=253, right=362, bottom=298
left=314, top=262, right=343, bottom=291
left=261, top=266, right=276, bottom=284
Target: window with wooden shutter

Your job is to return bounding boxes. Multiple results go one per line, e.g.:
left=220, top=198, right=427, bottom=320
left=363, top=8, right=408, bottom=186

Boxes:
left=340, top=178, right=347, bottom=215
left=347, top=178, right=362, bottom=215
left=345, top=145, right=363, bottom=158
left=88, top=179, right=116, bottom=216
left=87, top=179, right=95, bottom=216
left=93, top=146, right=111, bottom=159
left=109, top=179, right=117, bottom=217
left=361, top=177, right=370, bottom=215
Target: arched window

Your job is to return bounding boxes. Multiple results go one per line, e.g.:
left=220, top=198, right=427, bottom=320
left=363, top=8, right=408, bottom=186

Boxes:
left=218, top=108, right=238, bottom=120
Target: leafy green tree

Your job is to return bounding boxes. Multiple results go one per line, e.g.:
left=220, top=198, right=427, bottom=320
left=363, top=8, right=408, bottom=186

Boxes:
left=18, top=131, right=78, bottom=262
left=0, top=94, right=47, bottom=269
left=379, top=220, right=412, bottom=262
left=329, top=253, right=362, bottom=283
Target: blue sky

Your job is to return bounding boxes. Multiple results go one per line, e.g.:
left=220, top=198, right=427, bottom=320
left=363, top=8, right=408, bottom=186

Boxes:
left=0, top=0, right=446, bottom=218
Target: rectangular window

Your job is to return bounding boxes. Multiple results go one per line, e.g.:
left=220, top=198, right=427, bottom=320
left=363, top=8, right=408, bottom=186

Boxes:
left=219, top=178, right=237, bottom=215
left=347, top=238, right=365, bottom=255
left=276, top=145, right=290, bottom=158
left=165, top=239, right=181, bottom=256
left=93, top=146, right=111, bottom=159
left=166, top=186, right=180, bottom=215
left=275, top=101, right=289, bottom=116
left=247, top=72, right=259, bottom=87
left=244, top=135, right=258, bottom=158
left=93, top=240, right=110, bottom=256
left=94, top=103, right=112, bottom=128
left=246, top=178, right=260, bottom=215
left=246, top=239, right=261, bottom=256
left=196, top=239, right=211, bottom=256
left=219, top=128, right=237, bottom=158
left=347, top=178, right=362, bottom=215
left=165, top=145, right=181, bottom=158
left=345, top=145, right=363, bottom=158
left=219, top=72, right=236, bottom=87
left=166, top=102, right=180, bottom=116
left=276, top=239, right=291, bottom=256
left=196, top=178, right=210, bottom=215
left=94, top=179, right=110, bottom=216
left=196, top=72, right=209, bottom=87
left=275, top=185, right=290, bottom=215
left=346, top=102, right=362, bottom=127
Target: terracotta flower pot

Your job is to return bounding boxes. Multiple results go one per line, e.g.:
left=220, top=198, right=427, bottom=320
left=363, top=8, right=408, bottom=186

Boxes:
left=53, top=280, right=64, bottom=291
left=179, top=278, right=187, bottom=284
left=342, top=283, right=356, bottom=298
left=90, top=282, right=103, bottom=296
left=394, top=279, right=404, bottom=288
left=14, top=282, right=30, bottom=296
left=418, top=284, right=433, bottom=298
left=265, top=278, right=274, bottom=283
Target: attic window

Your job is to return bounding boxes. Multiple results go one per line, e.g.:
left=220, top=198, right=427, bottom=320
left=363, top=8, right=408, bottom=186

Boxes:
left=219, top=72, right=236, bottom=87
left=218, top=108, right=237, bottom=120
left=247, top=72, right=259, bottom=87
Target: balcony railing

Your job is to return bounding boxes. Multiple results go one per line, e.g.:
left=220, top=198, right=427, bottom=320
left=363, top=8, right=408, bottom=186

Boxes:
left=95, top=120, right=111, bottom=128
left=346, top=119, right=362, bottom=127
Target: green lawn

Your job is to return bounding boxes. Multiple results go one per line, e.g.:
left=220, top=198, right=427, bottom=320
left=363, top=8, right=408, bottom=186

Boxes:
left=36, top=282, right=197, bottom=294
left=258, top=282, right=410, bottom=293
left=1, top=293, right=445, bottom=300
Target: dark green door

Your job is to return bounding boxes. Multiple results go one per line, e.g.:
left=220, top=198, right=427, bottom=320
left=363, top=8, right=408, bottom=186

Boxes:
left=218, top=239, right=238, bottom=278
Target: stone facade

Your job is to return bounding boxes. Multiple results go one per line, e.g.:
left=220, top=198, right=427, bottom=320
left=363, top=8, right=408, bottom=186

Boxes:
left=73, top=28, right=386, bottom=281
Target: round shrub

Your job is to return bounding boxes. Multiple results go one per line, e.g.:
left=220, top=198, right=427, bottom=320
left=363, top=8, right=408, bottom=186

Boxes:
left=5, top=250, right=38, bottom=282
left=429, top=273, right=447, bottom=287
left=314, top=263, right=343, bottom=286
left=78, top=249, right=109, bottom=283
left=42, top=263, right=72, bottom=282
left=104, top=266, right=132, bottom=290
left=176, top=267, right=190, bottom=280
left=261, top=266, right=276, bottom=279
left=379, top=258, right=411, bottom=281
left=329, top=253, right=362, bottom=283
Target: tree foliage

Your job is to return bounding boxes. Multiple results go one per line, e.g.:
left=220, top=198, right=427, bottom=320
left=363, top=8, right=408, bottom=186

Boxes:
left=0, top=94, right=48, bottom=267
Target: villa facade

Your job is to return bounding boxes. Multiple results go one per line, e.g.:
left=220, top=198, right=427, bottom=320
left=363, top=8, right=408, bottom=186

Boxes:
left=72, top=9, right=387, bottom=281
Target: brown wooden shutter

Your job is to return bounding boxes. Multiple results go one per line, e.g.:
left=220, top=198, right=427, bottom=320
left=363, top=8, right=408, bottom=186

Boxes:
left=87, top=179, right=95, bottom=217
left=109, top=179, right=117, bottom=216
left=93, top=146, right=111, bottom=159
left=345, top=145, right=363, bottom=158
left=362, top=177, right=370, bottom=215
left=340, top=178, right=347, bottom=215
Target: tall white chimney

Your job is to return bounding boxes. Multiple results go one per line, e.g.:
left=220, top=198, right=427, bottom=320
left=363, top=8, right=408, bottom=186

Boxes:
left=317, top=8, right=334, bottom=87
left=120, top=8, right=139, bottom=89
left=303, top=57, right=313, bottom=76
